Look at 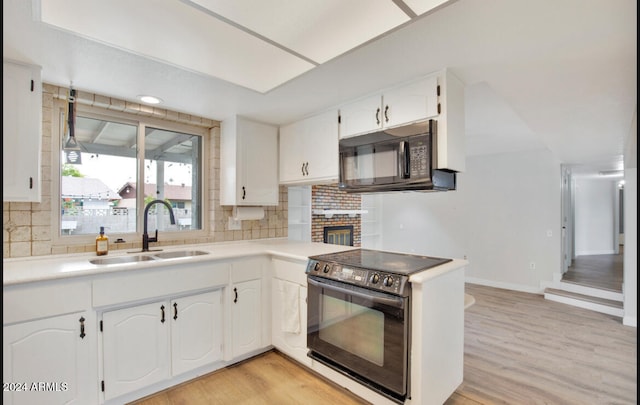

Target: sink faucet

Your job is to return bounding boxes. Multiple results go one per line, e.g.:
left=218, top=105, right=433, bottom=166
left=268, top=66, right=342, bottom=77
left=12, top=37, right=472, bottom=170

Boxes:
left=142, top=199, right=176, bottom=252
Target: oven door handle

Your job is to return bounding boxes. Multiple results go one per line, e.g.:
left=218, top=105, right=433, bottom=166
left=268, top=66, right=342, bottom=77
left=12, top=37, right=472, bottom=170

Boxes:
left=307, top=276, right=406, bottom=309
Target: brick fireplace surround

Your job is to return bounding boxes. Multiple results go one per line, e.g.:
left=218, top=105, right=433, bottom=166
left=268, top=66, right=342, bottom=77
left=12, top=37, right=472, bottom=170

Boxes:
left=311, top=184, right=362, bottom=247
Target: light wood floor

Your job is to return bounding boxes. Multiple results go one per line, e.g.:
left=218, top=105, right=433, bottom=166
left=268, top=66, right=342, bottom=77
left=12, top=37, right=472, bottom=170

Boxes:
left=561, top=249, right=623, bottom=292
left=129, top=350, right=367, bottom=405
left=131, top=284, right=637, bottom=405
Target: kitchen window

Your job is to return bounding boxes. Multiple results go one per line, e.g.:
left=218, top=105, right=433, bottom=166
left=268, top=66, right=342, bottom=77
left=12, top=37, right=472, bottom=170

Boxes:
left=56, top=101, right=206, bottom=240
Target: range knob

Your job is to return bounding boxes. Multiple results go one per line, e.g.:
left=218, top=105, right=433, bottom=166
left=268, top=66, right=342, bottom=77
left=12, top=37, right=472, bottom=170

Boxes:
left=323, top=264, right=331, bottom=273
left=313, top=262, right=321, bottom=272
left=369, top=273, right=380, bottom=284
left=383, top=275, right=394, bottom=287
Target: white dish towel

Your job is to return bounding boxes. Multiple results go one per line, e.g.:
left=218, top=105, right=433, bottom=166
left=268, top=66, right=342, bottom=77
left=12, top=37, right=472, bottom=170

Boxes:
left=281, top=280, right=300, bottom=334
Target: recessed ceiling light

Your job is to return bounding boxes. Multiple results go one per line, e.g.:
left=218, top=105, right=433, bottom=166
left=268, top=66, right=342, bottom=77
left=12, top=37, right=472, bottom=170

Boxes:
left=137, top=95, right=162, bottom=105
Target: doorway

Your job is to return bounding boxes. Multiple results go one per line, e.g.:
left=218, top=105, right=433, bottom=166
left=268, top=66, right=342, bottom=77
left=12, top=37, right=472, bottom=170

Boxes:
left=560, top=165, right=624, bottom=292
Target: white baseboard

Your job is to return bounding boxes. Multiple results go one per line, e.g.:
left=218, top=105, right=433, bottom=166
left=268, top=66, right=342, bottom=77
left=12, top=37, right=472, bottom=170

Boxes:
left=622, top=315, right=637, bottom=328
left=575, top=249, right=616, bottom=256
left=464, top=277, right=542, bottom=294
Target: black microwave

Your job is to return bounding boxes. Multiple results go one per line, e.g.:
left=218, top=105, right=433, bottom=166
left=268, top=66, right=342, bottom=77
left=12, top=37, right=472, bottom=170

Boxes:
left=338, top=119, right=455, bottom=193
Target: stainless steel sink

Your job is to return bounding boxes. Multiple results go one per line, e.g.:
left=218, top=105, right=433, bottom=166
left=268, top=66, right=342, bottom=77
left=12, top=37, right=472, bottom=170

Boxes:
left=90, top=250, right=209, bottom=265
left=90, top=255, right=158, bottom=265
left=151, top=250, right=209, bottom=259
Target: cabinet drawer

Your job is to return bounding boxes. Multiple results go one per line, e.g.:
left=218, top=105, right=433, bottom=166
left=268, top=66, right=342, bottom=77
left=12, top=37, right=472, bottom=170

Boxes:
left=272, top=258, right=308, bottom=286
left=93, top=261, right=229, bottom=307
left=3, top=279, right=91, bottom=324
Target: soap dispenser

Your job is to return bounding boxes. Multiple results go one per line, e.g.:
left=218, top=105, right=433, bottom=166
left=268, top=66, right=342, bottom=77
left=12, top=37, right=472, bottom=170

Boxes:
left=96, top=226, right=109, bottom=256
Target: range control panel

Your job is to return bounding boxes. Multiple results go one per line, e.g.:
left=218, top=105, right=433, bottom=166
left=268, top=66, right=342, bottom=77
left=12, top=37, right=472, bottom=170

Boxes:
left=306, top=260, right=409, bottom=296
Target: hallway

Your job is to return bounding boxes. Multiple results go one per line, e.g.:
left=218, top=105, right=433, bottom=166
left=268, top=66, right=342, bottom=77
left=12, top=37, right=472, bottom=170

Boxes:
left=561, top=248, right=623, bottom=293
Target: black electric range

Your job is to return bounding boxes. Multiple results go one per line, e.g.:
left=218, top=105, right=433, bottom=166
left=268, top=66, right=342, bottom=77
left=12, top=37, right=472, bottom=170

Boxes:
left=306, top=248, right=451, bottom=297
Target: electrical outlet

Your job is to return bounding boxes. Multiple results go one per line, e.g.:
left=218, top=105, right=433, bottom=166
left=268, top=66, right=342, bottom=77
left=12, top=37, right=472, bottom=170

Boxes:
left=529, top=261, right=536, bottom=270
left=228, top=217, right=241, bottom=230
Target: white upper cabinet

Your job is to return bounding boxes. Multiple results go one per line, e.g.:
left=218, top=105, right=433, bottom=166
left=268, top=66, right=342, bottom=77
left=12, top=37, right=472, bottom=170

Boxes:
left=279, top=109, right=339, bottom=185
left=339, top=69, right=465, bottom=172
left=221, top=116, right=279, bottom=206
left=383, top=75, right=439, bottom=128
left=434, top=69, right=465, bottom=172
left=339, top=74, right=438, bottom=139
left=338, top=94, right=383, bottom=139
left=3, top=59, right=42, bottom=202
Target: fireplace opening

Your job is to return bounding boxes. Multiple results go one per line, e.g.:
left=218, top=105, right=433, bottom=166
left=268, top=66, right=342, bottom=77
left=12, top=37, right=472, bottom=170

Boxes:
left=324, top=225, right=354, bottom=246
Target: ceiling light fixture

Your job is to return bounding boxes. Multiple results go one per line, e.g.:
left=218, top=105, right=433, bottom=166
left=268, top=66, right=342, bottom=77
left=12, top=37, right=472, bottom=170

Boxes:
left=598, top=170, right=623, bottom=177
left=137, top=95, right=162, bottom=105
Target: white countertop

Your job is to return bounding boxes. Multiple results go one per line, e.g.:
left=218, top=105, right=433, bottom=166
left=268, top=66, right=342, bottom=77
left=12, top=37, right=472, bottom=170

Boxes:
left=2, top=239, right=357, bottom=286
left=3, top=238, right=466, bottom=287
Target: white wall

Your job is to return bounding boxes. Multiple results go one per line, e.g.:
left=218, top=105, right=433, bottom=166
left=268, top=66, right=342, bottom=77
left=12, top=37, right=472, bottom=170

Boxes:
left=622, top=168, right=637, bottom=327
left=362, top=149, right=562, bottom=293
left=622, top=113, right=637, bottom=327
left=574, top=178, right=618, bottom=255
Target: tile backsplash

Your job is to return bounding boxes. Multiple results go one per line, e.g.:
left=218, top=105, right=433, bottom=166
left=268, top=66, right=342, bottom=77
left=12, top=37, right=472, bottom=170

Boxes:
left=2, top=85, right=287, bottom=258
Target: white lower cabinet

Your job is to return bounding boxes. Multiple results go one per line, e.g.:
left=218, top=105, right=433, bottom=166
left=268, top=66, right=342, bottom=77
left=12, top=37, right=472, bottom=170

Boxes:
left=3, top=312, right=94, bottom=405
left=270, top=258, right=311, bottom=367
left=101, top=290, right=223, bottom=401
left=171, top=291, right=224, bottom=375
left=229, top=257, right=267, bottom=359
left=231, top=279, right=262, bottom=358
left=272, top=280, right=310, bottom=366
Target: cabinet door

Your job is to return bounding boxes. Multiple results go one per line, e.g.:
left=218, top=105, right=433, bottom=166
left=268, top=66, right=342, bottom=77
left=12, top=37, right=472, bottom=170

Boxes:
left=3, top=60, right=42, bottom=202
left=3, top=312, right=93, bottom=405
left=102, top=301, right=170, bottom=400
left=382, top=75, right=439, bottom=128
left=171, top=290, right=223, bottom=375
left=339, top=94, right=383, bottom=139
left=271, top=281, right=311, bottom=367
left=237, top=118, right=279, bottom=205
left=303, top=110, right=339, bottom=183
left=279, top=119, right=306, bottom=184
left=231, top=279, right=262, bottom=358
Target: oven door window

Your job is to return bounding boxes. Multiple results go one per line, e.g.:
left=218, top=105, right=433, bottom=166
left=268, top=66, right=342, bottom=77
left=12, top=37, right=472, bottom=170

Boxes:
left=307, top=277, right=409, bottom=399
left=320, top=293, right=385, bottom=366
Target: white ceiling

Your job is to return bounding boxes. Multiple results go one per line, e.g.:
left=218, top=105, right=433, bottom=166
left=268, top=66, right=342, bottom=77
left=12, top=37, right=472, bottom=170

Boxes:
left=3, top=0, right=637, bottom=178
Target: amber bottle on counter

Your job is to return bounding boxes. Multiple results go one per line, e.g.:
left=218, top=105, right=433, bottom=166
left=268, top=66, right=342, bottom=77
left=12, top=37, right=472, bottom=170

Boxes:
left=96, top=226, right=109, bottom=256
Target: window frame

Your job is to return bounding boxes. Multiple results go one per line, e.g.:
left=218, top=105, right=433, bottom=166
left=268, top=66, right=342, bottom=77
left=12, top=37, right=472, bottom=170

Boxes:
left=52, top=99, right=209, bottom=247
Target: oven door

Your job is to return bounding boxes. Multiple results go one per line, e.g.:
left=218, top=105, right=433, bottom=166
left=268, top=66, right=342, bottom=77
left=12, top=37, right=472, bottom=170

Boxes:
left=307, top=276, right=410, bottom=402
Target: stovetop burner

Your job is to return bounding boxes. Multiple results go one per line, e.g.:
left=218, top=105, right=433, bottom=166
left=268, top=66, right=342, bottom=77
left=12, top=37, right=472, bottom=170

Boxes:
left=309, top=248, right=451, bottom=275
left=306, top=249, right=452, bottom=296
